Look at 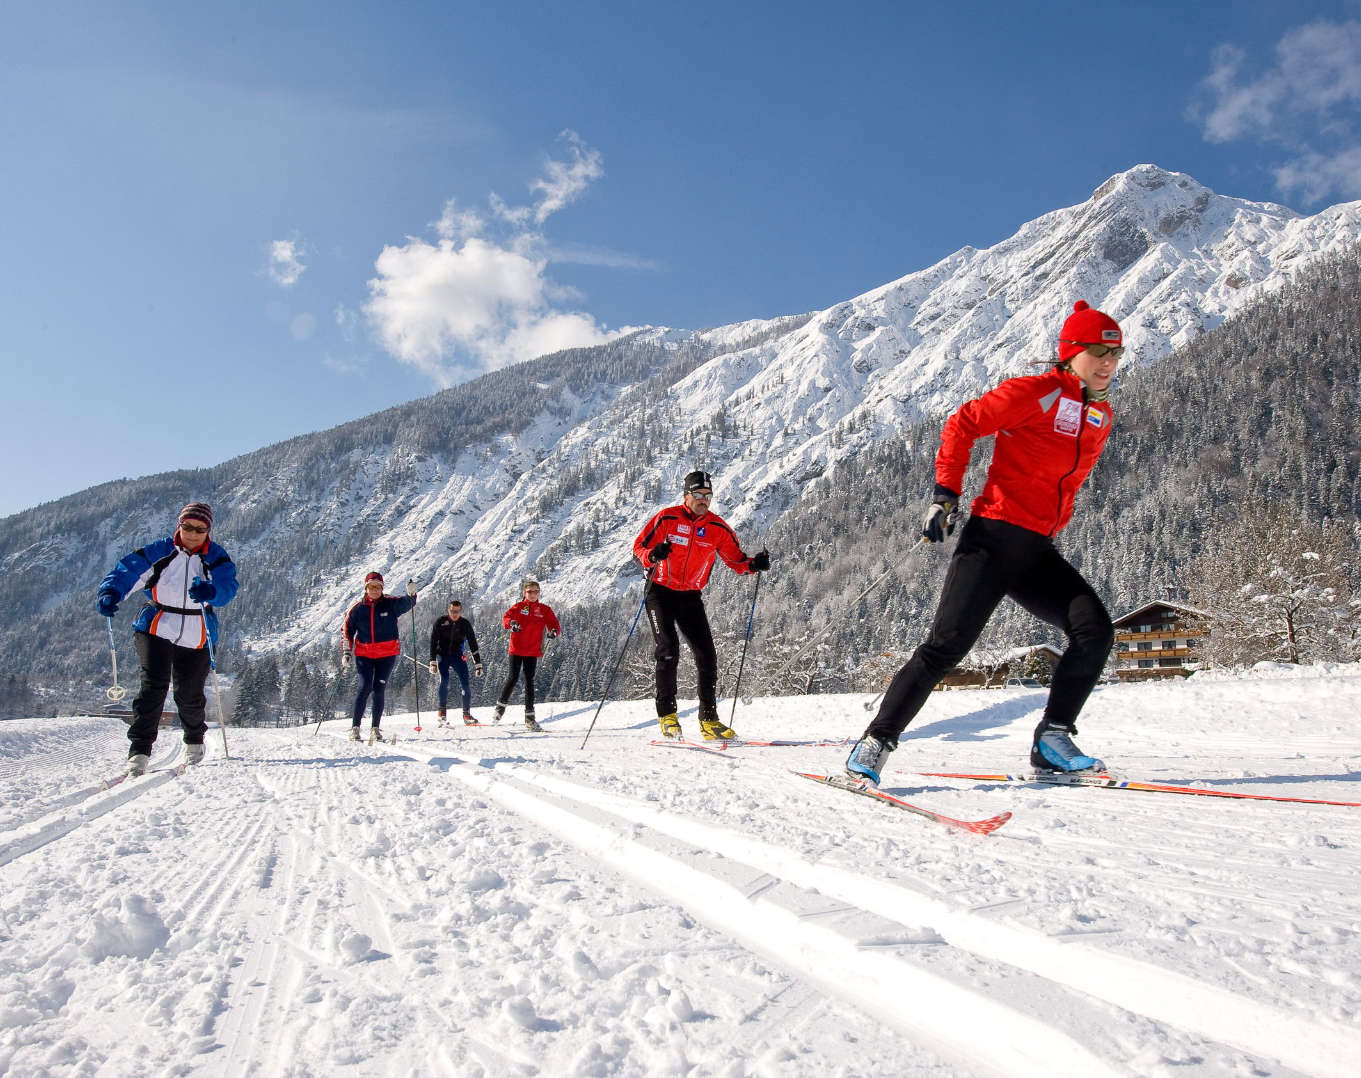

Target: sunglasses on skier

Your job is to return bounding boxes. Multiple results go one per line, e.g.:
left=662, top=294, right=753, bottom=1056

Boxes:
left=1063, top=341, right=1125, bottom=361
left=179, top=522, right=208, bottom=534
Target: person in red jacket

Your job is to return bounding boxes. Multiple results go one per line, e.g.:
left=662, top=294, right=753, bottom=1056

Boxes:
left=341, top=571, right=417, bottom=742
left=846, top=301, right=1121, bottom=786
left=493, top=579, right=560, bottom=732
left=633, top=469, right=770, bottom=741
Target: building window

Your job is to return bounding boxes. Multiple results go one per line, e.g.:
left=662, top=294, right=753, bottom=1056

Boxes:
left=1138, top=659, right=1155, bottom=668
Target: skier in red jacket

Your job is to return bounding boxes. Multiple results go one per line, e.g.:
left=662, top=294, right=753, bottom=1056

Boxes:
left=493, top=579, right=560, bottom=732
left=846, top=301, right=1122, bottom=785
left=633, top=469, right=770, bottom=741
left=341, top=571, right=418, bottom=743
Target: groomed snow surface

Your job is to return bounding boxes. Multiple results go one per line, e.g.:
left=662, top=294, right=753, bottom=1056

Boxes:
left=2, top=666, right=1359, bottom=1077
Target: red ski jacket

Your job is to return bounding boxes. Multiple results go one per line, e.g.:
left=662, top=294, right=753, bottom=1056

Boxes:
left=342, top=593, right=416, bottom=659
left=633, top=505, right=755, bottom=591
left=937, top=366, right=1113, bottom=537
left=502, top=601, right=561, bottom=657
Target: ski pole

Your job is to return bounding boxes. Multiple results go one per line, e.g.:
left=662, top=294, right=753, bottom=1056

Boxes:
left=729, top=569, right=762, bottom=720
left=409, top=584, right=422, bottom=733
left=199, top=606, right=231, bottom=760
left=105, top=617, right=128, bottom=701
left=581, top=568, right=655, bottom=749
left=766, top=538, right=928, bottom=690
left=188, top=571, right=231, bottom=759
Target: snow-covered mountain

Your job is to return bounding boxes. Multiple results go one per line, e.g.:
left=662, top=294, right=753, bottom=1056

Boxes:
left=264, top=165, right=1360, bottom=647
left=3, top=164, right=1359, bottom=676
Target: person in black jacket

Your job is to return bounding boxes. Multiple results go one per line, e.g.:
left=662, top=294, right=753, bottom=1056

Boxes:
left=428, top=599, right=483, bottom=726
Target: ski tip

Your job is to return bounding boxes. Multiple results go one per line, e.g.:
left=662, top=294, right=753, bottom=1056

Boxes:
left=969, top=811, right=1013, bottom=835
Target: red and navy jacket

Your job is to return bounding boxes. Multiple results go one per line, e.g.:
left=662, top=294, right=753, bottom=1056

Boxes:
left=937, top=366, right=1113, bottom=537
left=633, top=505, right=756, bottom=591
left=343, top=593, right=416, bottom=659
left=502, top=601, right=561, bottom=658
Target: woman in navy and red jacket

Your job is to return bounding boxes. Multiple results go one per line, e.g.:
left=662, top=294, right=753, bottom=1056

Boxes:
left=341, top=571, right=417, bottom=740
left=847, top=301, right=1122, bottom=786
left=493, top=579, right=561, bottom=731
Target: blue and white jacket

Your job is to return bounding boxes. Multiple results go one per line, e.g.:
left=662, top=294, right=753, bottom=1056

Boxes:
left=99, top=537, right=238, bottom=649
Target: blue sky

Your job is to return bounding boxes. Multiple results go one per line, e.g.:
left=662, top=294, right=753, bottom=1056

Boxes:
left=3, top=1, right=1360, bottom=518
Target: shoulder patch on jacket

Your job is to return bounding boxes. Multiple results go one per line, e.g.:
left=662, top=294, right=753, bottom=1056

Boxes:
left=1038, top=388, right=1063, bottom=413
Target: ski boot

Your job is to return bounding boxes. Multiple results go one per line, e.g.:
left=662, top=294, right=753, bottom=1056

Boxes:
left=698, top=717, right=737, bottom=741
left=657, top=713, right=681, bottom=739
left=492, top=703, right=506, bottom=724
left=1030, top=724, right=1104, bottom=773
left=845, top=735, right=893, bottom=787
left=369, top=726, right=385, bottom=745
left=184, top=743, right=205, bottom=766
left=437, top=708, right=448, bottom=728
left=127, top=753, right=150, bottom=777
left=524, top=714, right=543, bottom=733
left=462, top=712, right=477, bottom=726
left=348, top=726, right=361, bottom=742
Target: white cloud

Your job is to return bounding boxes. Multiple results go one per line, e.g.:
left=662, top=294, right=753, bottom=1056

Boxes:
left=364, top=132, right=628, bottom=386
left=1192, top=20, right=1361, bottom=202
left=267, top=238, right=307, bottom=287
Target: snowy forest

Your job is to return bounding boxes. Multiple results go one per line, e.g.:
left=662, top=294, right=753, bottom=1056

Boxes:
left=1, top=248, right=1359, bottom=723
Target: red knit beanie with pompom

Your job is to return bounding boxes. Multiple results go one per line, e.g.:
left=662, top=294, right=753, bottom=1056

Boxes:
left=1058, top=301, right=1122, bottom=362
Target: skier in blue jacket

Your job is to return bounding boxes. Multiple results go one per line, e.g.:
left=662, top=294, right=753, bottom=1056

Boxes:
left=97, top=502, right=239, bottom=775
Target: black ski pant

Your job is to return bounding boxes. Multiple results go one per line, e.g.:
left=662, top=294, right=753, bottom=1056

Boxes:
left=128, top=630, right=210, bottom=757
left=498, top=655, right=538, bottom=715
left=867, top=515, right=1114, bottom=745
left=352, top=654, right=397, bottom=726
left=646, top=584, right=719, bottom=721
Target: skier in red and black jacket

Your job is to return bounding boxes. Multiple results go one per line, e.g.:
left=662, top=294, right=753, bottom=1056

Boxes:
left=493, top=579, right=560, bottom=732
left=341, top=571, right=417, bottom=742
left=633, top=469, right=770, bottom=741
left=846, top=301, right=1122, bottom=786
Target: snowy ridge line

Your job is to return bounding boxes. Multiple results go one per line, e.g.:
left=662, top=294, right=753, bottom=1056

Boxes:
left=376, top=735, right=1361, bottom=1078
left=419, top=750, right=1117, bottom=1078
left=0, top=767, right=179, bottom=869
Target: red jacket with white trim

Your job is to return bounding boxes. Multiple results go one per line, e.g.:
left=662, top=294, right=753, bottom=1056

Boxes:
left=633, top=505, right=755, bottom=591
left=502, top=601, right=561, bottom=657
left=937, top=366, right=1113, bottom=537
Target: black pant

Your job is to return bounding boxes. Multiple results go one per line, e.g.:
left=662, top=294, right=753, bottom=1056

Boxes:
left=352, top=654, right=397, bottom=725
left=646, top=584, right=719, bottom=721
left=498, top=655, right=538, bottom=714
left=129, top=630, right=211, bottom=756
left=867, top=515, right=1113, bottom=744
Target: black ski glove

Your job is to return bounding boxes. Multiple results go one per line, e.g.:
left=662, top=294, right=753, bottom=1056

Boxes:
left=97, top=590, right=120, bottom=617
left=648, top=540, right=673, bottom=564
left=510, top=621, right=522, bottom=633
left=922, top=484, right=960, bottom=543
left=748, top=549, right=770, bottom=573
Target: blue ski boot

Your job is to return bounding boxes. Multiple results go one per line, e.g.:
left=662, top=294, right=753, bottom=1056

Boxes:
left=1030, top=725, right=1104, bottom=773
left=845, top=735, right=893, bottom=787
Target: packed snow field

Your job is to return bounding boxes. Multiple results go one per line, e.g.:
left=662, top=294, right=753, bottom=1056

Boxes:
left=2, top=667, right=1360, bottom=1077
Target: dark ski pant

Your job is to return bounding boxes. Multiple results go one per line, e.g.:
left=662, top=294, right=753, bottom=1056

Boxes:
left=498, top=655, right=537, bottom=715
left=646, top=584, right=719, bottom=722
left=437, top=654, right=472, bottom=713
left=352, top=654, right=397, bottom=727
left=867, top=515, right=1114, bottom=745
left=129, top=630, right=210, bottom=757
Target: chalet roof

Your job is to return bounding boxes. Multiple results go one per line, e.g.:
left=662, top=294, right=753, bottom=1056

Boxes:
left=1112, top=600, right=1213, bottom=627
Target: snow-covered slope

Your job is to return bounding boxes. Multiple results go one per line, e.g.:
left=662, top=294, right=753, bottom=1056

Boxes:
left=260, top=165, right=1361, bottom=649
left=2, top=666, right=1359, bottom=1075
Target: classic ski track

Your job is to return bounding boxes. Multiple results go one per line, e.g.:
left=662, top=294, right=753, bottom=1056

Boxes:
left=386, top=739, right=1361, bottom=1078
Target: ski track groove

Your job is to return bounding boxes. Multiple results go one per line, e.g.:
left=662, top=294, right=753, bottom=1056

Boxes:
left=5, top=706, right=1358, bottom=1077
left=403, top=739, right=1361, bottom=1078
